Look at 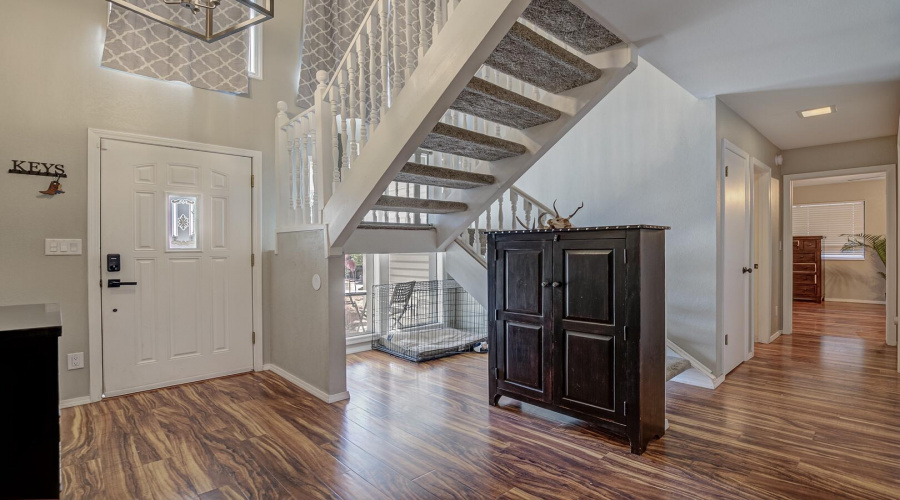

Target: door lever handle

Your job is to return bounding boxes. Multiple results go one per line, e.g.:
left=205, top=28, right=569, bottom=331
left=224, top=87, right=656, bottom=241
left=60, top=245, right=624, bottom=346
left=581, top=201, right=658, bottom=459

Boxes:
left=551, top=281, right=562, bottom=288
left=108, top=279, right=138, bottom=288
left=541, top=281, right=549, bottom=288
left=742, top=267, right=753, bottom=274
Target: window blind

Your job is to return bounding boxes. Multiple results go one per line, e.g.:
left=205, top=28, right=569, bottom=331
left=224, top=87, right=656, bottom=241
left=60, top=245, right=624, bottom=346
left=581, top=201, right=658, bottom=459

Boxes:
left=792, top=201, right=865, bottom=259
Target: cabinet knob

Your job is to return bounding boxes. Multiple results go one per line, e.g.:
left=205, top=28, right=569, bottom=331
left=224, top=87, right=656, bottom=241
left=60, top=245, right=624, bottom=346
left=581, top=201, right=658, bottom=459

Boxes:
left=552, top=281, right=562, bottom=288
left=541, top=281, right=549, bottom=288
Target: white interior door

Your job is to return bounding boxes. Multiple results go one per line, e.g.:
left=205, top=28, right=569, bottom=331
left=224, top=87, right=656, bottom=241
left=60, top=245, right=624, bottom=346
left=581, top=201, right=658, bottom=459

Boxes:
left=723, top=142, right=750, bottom=375
left=101, top=139, right=253, bottom=396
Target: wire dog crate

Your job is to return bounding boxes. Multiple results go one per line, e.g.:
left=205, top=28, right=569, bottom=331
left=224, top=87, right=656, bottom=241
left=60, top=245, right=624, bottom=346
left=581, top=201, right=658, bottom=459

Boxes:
left=371, top=279, right=487, bottom=362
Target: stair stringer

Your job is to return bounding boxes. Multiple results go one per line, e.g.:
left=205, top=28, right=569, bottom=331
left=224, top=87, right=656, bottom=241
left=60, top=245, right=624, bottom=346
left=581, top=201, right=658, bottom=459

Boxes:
left=322, top=0, right=532, bottom=251
left=445, top=239, right=489, bottom=309
left=432, top=43, right=638, bottom=250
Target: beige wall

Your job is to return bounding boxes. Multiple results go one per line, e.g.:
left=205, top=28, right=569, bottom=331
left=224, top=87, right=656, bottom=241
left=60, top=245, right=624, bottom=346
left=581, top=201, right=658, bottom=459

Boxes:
left=0, top=0, right=305, bottom=400
left=793, top=180, right=887, bottom=302
left=716, top=100, right=784, bottom=342
left=782, top=136, right=898, bottom=175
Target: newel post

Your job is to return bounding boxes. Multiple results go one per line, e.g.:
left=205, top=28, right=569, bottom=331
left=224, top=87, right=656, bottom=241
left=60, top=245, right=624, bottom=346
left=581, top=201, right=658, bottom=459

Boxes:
left=276, top=101, right=290, bottom=231
left=314, top=70, right=335, bottom=221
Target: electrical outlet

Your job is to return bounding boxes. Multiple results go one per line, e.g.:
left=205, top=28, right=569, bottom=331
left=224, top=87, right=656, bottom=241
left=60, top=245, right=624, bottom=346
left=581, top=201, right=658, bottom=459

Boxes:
left=67, top=352, right=84, bottom=370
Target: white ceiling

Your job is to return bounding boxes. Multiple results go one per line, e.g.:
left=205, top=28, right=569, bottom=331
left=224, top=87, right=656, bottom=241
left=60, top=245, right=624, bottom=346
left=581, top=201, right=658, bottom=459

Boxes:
left=793, top=172, right=886, bottom=187
left=579, top=0, right=900, bottom=150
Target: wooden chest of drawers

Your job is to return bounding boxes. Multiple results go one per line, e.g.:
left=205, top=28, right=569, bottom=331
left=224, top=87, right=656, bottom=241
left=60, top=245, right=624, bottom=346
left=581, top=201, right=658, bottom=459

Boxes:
left=793, top=236, right=824, bottom=303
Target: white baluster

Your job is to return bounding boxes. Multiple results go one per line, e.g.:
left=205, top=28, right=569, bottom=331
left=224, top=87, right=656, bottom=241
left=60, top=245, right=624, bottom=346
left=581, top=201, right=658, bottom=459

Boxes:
left=307, top=114, right=318, bottom=224
left=391, top=0, right=402, bottom=101
left=497, top=192, right=504, bottom=230
left=485, top=203, right=492, bottom=232
left=329, top=86, right=341, bottom=193
left=418, top=0, right=429, bottom=59
left=432, top=0, right=442, bottom=42
left=356, top=34, right=368, bottom=152
left=368, top=16, right=379, bottom=133
left=339, top=69, right=349, bottom=177
left=405, top=0, right=415, bottom=80
left=524, top=199, right=533, bottom=229
left=473, top=216, right=481, bottom=258
left=347, top=53, right=358, bottom=168
left=510, top=190, right=519, bottom=229
left=379, top=0, right=390, bottom=119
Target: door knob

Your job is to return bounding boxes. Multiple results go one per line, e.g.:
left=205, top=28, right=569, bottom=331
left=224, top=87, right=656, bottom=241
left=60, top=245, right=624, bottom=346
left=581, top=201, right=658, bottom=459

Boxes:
left=108, top=279, right=138, bottom=288
left=552, top=281, right=562, bottom=288
left=541, top=281, right=549, bottom=288
left=742, top=267, right=753, bottom=274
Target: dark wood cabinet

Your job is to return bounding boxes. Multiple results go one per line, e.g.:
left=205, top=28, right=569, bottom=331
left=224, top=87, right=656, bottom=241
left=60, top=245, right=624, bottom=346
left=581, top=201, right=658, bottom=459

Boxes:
left=0, top=304, right=62, bottom=499
left=487, top=226, right=668, bottom=455
left=793, top=236, right=824, bottom=303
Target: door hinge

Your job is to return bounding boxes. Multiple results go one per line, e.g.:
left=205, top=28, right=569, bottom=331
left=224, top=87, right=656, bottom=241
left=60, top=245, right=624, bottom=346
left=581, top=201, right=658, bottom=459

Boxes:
left=251, top=174, right=255, bottom=188
left=624, top=251, right=627, bottom=264
left=623, top=401, right=628, bottom=416
left=251, top=253, right=255, bottom=267
left=252, top=331, right=256, bottom=345
left=492, top=367, right=500, bottom=379
left=494, top=309, right=499, bottom=320
left=725, top=334, right=729, bottom=346
left=725, top=165, right=729, bottom=177
left=623, top=326, right=628, bottom=341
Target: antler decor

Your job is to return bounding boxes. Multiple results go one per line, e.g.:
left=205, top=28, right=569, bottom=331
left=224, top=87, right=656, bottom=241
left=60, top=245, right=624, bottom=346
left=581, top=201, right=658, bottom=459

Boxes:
left=538, top=200, right=584, bottom=229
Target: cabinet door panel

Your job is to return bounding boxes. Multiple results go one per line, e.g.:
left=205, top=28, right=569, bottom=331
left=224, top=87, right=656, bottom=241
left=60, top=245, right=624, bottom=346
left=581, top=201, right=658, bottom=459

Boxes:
left=502, top=322, right=544, bottom=390
left=553, top=238, right=626, bottom=421
left=564, top=331, right=616, bottom=411
left=493, top=238, right=553, bottom=402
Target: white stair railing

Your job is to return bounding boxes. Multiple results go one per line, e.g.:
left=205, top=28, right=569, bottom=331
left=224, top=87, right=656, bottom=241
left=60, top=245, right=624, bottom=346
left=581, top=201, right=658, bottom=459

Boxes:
left=456, top=186, right=553, bottom=264
left=277, top=0, right=463, bottom=230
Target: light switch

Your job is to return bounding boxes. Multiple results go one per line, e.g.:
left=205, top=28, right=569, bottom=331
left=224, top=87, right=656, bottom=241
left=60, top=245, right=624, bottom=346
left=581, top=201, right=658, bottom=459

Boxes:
left=45, top=239, right=83, bottom=256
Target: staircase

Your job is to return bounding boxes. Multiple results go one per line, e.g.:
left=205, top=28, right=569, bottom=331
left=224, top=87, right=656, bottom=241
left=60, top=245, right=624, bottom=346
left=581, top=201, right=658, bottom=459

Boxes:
left=275, top=0, right=636, bottom=255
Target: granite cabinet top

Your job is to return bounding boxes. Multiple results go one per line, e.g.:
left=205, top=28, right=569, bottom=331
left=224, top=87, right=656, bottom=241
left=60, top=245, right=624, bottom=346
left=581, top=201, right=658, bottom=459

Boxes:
left=0, top=304, right=62, bottom=339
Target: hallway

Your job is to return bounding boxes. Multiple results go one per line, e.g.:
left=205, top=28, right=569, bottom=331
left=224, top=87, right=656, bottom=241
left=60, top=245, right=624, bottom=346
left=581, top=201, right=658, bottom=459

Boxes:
left=61, top=302, right=899, bottom=498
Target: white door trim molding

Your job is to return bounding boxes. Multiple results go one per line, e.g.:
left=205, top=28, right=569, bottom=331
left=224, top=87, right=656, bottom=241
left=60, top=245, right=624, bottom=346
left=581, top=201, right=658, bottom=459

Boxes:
left=782, top=164, right=896, bottom=348
left=750, top=158, right=774, bottom=347
left=87, top=129, right=264, bottom=403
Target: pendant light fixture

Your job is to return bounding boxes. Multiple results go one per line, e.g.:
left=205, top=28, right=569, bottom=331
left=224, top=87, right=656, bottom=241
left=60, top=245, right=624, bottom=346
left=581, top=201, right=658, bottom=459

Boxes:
left=107, top=0, right=273, bottom=43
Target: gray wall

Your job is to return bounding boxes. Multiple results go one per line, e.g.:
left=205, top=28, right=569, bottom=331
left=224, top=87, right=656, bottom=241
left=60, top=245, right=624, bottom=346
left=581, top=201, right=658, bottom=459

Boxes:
left=517, top=58, right=719, bottom=371
left=782, top=136, right=898, bottom=175
left=0, top=0, right=304, bottom=400
left=270, top=231, right=346, bottom=396
left=716, top=100, right=784, bottom=339
left=793, top=180, right=887, bottom=302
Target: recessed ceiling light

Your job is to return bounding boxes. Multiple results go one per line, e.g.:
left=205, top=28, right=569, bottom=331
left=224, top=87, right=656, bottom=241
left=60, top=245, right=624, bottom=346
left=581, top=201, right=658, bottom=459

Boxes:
left=797, top=105, right=836, bottom=118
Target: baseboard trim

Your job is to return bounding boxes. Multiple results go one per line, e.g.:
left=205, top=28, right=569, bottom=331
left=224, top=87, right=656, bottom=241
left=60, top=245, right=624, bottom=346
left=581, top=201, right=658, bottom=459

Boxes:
left=769, top=330, right=783, bottom=343
left=347, top=342, right=372, bottom=355
left=59, top=396, right=92, bottom=409
left=669, top=368, right=725, bottom=389
left=263, top=363, right=350, bottom=403
left=825, top=298, right=886, bottom=305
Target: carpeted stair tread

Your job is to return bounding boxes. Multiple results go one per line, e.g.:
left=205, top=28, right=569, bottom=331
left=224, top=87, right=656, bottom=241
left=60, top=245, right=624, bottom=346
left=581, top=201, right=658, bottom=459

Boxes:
left=450, top=77, right=562, bottom=129
left=486, top=22, right=603, bottom=93
left=357, top=222, right=435, bottom=230
left=373, top=195, right=468, bottom=214
left=421, top=122, right=527, bottom=161
left=665, top=356, right=692, bottom=382
left=395, top=162, right=496, bottom=189
left=521, top=0, right=622, bottom=55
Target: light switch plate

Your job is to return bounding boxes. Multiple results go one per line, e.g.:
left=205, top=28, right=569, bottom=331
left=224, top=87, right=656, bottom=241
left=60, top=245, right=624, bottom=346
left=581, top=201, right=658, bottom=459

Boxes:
left=45, top=239, right=82, bottom=255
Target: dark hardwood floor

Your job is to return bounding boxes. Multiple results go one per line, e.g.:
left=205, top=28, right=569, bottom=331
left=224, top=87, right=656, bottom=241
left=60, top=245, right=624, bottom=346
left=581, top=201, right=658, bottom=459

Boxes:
left=62, top=301, right=899, bottom=498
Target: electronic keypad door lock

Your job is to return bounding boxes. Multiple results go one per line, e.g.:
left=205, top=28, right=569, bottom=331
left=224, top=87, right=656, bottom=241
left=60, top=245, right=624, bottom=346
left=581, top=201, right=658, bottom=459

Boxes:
left=107, top=254, right=121, bottom=272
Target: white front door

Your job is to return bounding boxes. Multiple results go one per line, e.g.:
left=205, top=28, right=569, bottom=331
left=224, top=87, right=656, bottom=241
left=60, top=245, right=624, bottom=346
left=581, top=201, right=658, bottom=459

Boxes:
left=723, top=141, right=750, bottom=375
left=100, top=139, right=253, bottom=396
